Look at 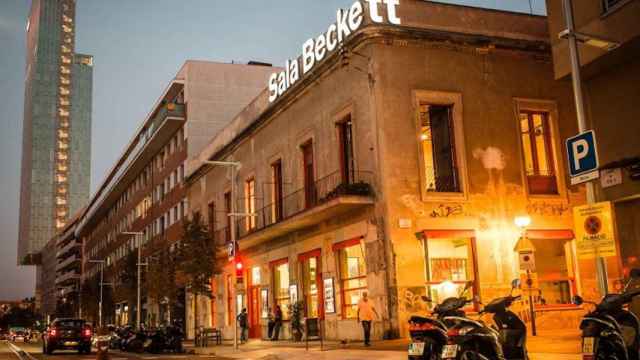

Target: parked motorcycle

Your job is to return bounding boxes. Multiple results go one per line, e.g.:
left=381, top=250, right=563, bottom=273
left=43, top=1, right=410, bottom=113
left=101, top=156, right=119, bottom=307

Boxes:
left=442, top=279, right=528, bottom=360
left=574, top=268, right=640, bottom=360
left=408, top=282, right=474, bottom=359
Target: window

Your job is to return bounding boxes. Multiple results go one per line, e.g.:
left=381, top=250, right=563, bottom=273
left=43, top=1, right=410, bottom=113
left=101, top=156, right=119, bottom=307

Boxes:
left=252, top=267, right=261, bottom=286
left=337, top=116, right=355, bottom=184
left=336, top=240, right=367, bottom=319
left=603, top=0, right=625, bottom=13
left=245, top=178, right=256, bottom=231
left=423, top=236, right=477, bottom=306
left=519, top=111, right=558, bottom=195
left=207, top=202, right=215, bottom=236
left=271, top=160, right=284, bottom=223
left=273, top=260, right=290, bottom=320
left=301, top=141, right=316, bottom=208
left=418, top=103, right=460, bottom=193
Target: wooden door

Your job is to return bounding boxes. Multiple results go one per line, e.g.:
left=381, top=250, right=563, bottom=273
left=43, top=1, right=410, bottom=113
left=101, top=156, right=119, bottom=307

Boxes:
left=248, top=286, right=261, bottom=338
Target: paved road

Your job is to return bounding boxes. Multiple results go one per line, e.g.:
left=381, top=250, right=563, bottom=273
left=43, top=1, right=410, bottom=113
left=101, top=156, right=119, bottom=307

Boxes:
left=0, top=341, right=218, bottom=360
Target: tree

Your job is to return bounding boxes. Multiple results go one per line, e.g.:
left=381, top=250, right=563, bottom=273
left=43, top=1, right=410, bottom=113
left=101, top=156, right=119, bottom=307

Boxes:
left=177, top=212, right=219, bottom=336
left=114, top=251, right=138, bottom=325
left=80, top=276, right=100, bottom=323
left=146, top=248, right=178, bottom=326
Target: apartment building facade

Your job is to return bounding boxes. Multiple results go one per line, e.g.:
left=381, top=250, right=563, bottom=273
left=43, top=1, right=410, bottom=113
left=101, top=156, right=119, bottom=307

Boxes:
left=545, top=0, right=640, bottom=297
left=77, top=61, right=275, bottom=328
left=187, top=0, right=585, bottom=341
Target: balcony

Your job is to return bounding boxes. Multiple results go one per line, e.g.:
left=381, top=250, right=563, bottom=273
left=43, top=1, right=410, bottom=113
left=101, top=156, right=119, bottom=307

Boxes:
left=234, top=170, right=374, bottom=250
left=57, top=240, right=80, bottom=259
left=56, top=270, right=80, bottom=285
left=56, top=253, right=80, bottom=272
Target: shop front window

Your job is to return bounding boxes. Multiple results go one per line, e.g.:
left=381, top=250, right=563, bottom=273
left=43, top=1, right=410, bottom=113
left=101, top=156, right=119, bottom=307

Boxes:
left=336, top=240, right=367, bottom=319
left=424, top=237, right=477, bottom=306
left=301, top=251, right=322, bottom=319
left=273, top=260, right=290, bottom=319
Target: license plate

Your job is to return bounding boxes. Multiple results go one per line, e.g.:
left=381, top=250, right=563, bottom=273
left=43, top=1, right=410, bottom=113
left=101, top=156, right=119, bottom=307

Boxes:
left=63, top=341, right=78, bottom=346
left=442, top=344, right=458, bottom=358
left=583, top=337, right=595, bottom=354
left=408, top=342, right=425, bottom=356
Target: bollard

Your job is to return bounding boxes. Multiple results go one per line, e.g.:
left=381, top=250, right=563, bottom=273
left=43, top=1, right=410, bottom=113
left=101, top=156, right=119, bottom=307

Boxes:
left=96, top=327, right=110, bottom=360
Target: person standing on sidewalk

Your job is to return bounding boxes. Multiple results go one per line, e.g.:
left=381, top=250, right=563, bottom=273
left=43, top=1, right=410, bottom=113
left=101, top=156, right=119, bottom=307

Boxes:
left=272, top=305, right=283, bottom=341
left=237, top=308, right=249, bottom=343
left=267, top=307, right=275, bottom=340
left=357, top=292, right=379, bottom=346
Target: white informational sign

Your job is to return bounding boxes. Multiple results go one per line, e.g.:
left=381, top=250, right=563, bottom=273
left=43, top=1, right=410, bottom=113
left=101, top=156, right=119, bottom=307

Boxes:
left=268, top=0, right=402, bottom=103
left=289, top=284, right=298, bottom=304
left=323, top=278, right=336, bottom=314
left=518, top=250, right=536, bottom=272
left=601, top=168, right=623, bottom=189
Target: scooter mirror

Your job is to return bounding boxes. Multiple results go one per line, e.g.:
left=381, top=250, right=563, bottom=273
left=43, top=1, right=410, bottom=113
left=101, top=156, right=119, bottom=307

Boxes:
left=572, top=295, right=584, bottom=306
left=421, top=296, right=432, bottom=303
left=630, top=268, right=640, bottom=279
left=511, top=279, right=521, bottom=289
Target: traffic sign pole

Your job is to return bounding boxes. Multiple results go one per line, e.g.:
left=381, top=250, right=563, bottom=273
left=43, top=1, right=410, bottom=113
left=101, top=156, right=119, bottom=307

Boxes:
left=562, top=0, right=608, bottom=296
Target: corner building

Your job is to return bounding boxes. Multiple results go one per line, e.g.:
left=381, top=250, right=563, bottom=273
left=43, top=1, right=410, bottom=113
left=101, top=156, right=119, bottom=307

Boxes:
left=188, top=0, right=587, bottom=341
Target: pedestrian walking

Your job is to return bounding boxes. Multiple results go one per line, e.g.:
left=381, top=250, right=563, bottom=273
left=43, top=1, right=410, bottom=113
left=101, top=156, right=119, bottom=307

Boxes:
left=357, top=292, right=378, bottom=346
left=267, top=307, right=275, bottom=339
left=237, top=308, right=249, bottom=343
left=272, top=305, right=283, bottom=341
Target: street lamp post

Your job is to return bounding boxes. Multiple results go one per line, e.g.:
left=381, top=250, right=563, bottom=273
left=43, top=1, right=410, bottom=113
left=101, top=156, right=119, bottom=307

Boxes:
left=559, top=0, right=620, bottom=297
left=123, top=231, right=145, bottom=330
left=203, top=160, right=242, bottom=350
left=88, top=259, right=113, bottom=328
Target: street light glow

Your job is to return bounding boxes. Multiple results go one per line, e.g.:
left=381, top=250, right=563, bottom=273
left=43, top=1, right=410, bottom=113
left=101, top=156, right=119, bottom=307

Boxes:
left=514, top=216, right=531, bottom=229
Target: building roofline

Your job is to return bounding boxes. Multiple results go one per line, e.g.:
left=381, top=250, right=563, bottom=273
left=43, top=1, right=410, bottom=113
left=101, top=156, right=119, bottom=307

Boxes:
left=424, top=0, right=547, bottom=18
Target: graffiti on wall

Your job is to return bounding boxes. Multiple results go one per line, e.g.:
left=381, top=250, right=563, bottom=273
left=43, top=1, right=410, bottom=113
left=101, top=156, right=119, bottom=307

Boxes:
left=526, top=201, right=570, bottom=217
left=430, top=204, right=464, bottom=218
left=398, top=287, right=430, bottom=313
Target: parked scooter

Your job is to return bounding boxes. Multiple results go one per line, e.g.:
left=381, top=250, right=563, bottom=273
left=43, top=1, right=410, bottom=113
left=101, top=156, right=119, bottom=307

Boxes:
left=574, top=268, right=640, bottom=360
left=442, top=279, right=528, bottom=360
left=408, top=282, right=474, bottom=359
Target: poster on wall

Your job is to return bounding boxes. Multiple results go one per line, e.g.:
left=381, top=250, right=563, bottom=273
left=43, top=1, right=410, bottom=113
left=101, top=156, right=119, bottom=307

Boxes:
left=324, top=278, right=336, bottom=314
left=289, top=284, right=298, bottom=304
left=261, top=289, right=269, bottom=318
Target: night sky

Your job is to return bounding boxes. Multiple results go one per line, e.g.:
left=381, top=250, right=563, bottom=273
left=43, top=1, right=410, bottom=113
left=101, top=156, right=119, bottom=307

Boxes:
left=0, top=0, right=546, bottom=300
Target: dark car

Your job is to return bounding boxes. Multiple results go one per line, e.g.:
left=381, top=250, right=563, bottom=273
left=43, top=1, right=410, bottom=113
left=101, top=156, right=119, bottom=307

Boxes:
left=42, top=318, right=92, bottom=355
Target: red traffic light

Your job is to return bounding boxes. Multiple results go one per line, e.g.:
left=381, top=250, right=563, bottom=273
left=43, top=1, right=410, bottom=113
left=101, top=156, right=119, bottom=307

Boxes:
left=236, top=262, right=243, bottom=270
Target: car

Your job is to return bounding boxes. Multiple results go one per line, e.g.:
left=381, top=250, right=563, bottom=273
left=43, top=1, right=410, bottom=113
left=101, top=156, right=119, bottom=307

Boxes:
left=9, top=327, right=28, bottom=342
left=42, top=318, right=92, bottom=355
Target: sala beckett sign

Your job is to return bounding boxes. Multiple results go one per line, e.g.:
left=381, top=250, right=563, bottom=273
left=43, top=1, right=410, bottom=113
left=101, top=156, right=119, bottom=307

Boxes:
left=268, top=0, right=401, bottom=103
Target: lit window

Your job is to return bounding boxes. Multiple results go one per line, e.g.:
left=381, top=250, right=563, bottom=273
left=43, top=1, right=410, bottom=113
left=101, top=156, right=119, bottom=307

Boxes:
left=62, top=24, right=72, bottom=33
left=60, top=77, right=70, bottom=85
left=58, top=130, right=69, bottom=138
left=251, top=267, right=261, bottom=286
left=60, top=66, right=70, bottom=74
left=337, top=240, right=367, bottom=319
left=56, top=197, right=67, bottom=205
left=61, top=45, right=71, bottom=53
left=59, top=87, right=70, bottom=95
left=273, top=261, right=290, bottom=319
left=58, top=141, right=69, bottom=150
left=418, top=103, right=460, bottom=193
left=59, top=97, right=70, bottom=106
left=519, top=111, right=558, bottom=195
left=424, top=237, right=477, bottom=306
left=244, top=178, right=256, bottom=231
left=61, top=56, right=71, bottom=64
left=56, top=174, right=67, bottom=182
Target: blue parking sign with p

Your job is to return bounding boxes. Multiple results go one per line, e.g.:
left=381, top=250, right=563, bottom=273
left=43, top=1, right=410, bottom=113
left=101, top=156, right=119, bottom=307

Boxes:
left=566, top=130, right=599, bottom=178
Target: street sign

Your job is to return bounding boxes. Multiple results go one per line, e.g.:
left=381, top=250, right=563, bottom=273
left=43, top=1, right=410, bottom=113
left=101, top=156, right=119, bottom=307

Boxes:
left=228, top=241, right=237, bottom=260
left=601, top=168, right=623, bottom=189
left=573, top=201, right=617, bottom=259
left=566, top=130, right=599, bottom=185
left=518, top=250, right=536, bottom=272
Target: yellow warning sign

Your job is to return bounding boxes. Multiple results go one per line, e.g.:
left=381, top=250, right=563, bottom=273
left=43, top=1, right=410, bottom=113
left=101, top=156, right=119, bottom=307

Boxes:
left=573, top=201, right=616, bottom=259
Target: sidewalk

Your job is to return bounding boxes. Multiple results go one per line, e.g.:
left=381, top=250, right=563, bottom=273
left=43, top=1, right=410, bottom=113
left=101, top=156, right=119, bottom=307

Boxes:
left=185, top=330, right=582, bottom=359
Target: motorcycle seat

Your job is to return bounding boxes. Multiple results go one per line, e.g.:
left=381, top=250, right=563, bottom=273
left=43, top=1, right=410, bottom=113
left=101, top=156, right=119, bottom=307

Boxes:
left=409, top=315, right=431, bottom=323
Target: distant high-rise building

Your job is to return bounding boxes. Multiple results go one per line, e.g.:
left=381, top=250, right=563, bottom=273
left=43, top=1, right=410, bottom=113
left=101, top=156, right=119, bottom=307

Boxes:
left=19, top=0, right=92, bottom=265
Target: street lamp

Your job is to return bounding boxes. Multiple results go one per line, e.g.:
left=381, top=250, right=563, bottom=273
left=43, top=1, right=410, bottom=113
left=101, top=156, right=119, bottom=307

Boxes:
left=514, top=216, right=531, bottom=229
left=123, top=231, right=145, bottom=330
left=203, top=160, right=242, bottom=350
left=88, top=259, right=113, bottom=328
left=559, top=0, right=620, bottom=296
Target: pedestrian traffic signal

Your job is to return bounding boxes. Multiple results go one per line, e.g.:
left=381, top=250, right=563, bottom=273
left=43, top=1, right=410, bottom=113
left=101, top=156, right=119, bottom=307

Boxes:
left=236, top=261, right=244, bottom=285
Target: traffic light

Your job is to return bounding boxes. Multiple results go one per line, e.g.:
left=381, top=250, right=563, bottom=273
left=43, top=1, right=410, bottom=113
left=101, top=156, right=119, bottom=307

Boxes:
left=235, top=261, right=244, bottom=285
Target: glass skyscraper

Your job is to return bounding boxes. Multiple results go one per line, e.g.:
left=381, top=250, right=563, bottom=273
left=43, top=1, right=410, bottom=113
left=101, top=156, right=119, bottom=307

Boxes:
left=19, top=0, right=92, bottom=265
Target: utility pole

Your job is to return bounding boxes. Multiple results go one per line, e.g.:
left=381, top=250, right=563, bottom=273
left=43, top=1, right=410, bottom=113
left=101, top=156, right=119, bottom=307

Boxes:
left=560, top=0, right=619, bottom=297
left=124, top=231, right=145, bottom=330
left=88, top=259, right=113, bottom=328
